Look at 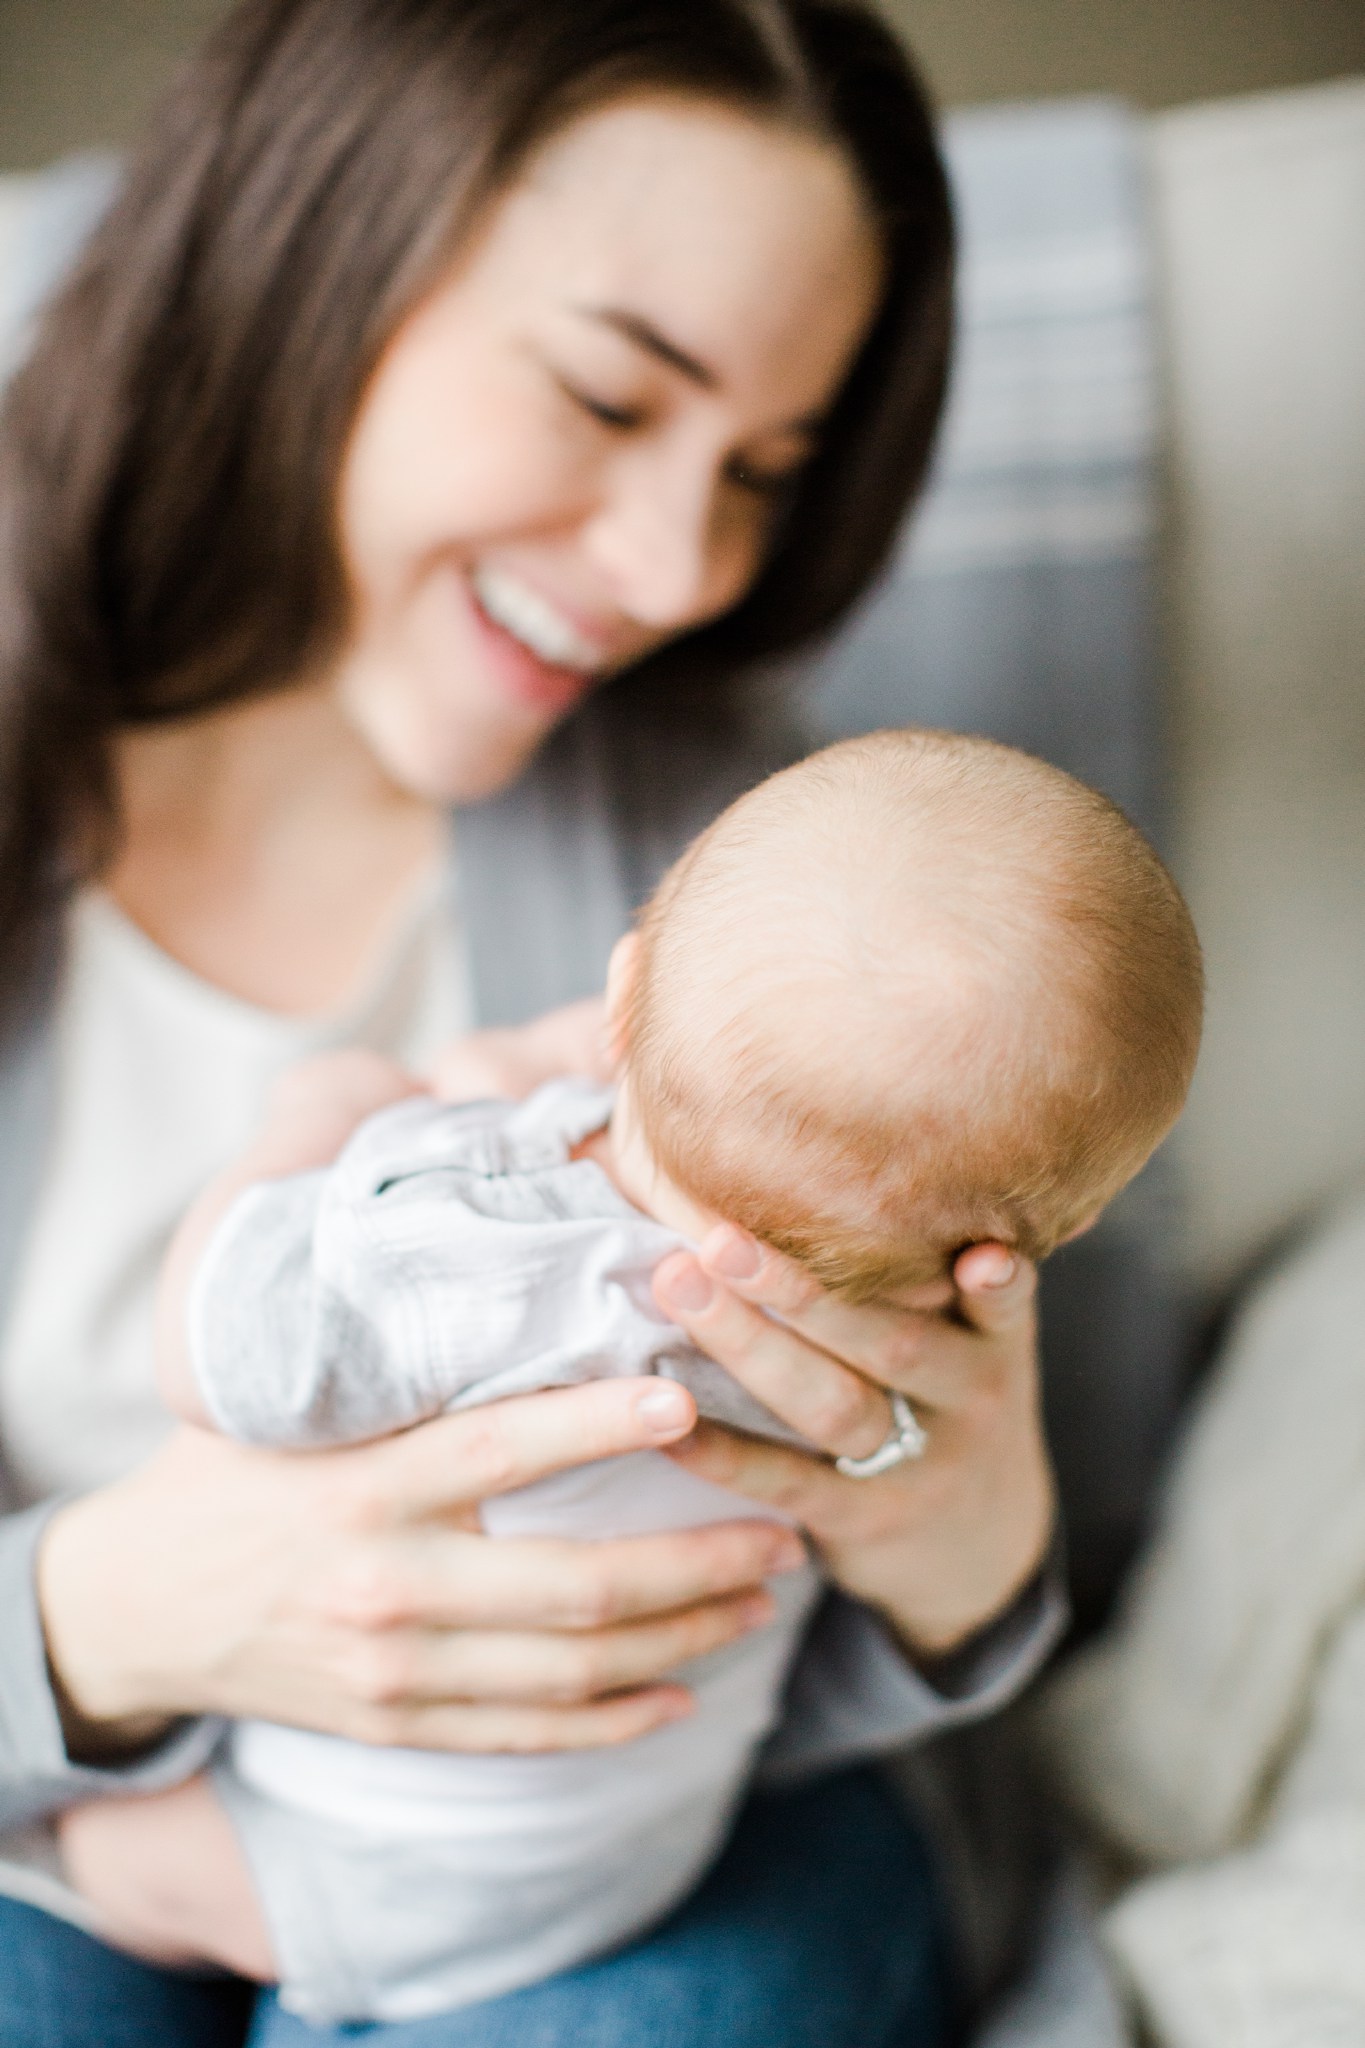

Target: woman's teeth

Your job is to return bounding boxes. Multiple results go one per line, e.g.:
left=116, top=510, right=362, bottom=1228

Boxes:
left=472, top=568, right=602, bottom=673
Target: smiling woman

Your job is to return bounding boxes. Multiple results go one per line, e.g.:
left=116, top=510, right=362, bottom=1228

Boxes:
left=0, top=0, right=953, bottom=999
left=0, top=5, right=1060, bottom=2047
left=333, top=98, right=883, bottom=803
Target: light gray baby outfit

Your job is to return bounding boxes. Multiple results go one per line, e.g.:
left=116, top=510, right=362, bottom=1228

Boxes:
left=190, top=1079, right=821, bottom=2024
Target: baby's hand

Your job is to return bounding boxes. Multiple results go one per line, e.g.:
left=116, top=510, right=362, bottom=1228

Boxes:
left=429, top=997, right=610, bottom=1104
left=263, top=1048, right=426, bottom=1158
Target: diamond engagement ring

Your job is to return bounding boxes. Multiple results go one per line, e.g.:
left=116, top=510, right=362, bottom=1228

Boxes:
left=835, top=1391, right=929, bottom=1479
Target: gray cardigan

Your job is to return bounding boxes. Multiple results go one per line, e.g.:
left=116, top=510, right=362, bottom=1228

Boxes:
left=0, top=690, right=1064, bottom=1835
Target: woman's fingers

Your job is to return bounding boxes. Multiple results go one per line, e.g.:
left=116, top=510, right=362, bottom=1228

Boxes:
left=672, top=1229, right=1039, bottom=1412
left=653, top=1252, right=895, bottom=1463
left=650, top=1226, right=1049, bottom=1657
left=698, top=1225, right=940, bottom=1365
left=689, top=1229, right=952, bottom=1405
left=951, top=1243, right=1038, bottom=1334
left=357, top=1379, right=698, bottom=1523
left=326, top=1522, right=806, bottom=1634
left=668, top=1422, right=908, bottom=1542
left=333, top=1589, right=778, bottom=1716
left=668, top=1423, right=835, bottom=1519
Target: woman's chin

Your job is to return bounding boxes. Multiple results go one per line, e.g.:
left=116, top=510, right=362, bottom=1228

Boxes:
left=364, top=699, right=554, bottom=808
left=336, top=626, right=604, bottom=805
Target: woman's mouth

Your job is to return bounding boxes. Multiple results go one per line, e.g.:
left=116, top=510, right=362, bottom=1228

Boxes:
left=468, top=565, right=609, bottom=714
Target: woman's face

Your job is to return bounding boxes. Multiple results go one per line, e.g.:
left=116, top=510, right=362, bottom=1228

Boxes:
left=334, top=94, right=883, bottom=803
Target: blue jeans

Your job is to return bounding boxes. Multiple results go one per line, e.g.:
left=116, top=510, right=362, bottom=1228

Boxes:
left=0, top=1768, right=950, bottom=2048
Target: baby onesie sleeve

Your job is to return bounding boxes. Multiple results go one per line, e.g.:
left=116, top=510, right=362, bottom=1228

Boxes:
left=186, top=1094, right=682, bottom=1450
left=186, top=1165, right=397, bottom=1447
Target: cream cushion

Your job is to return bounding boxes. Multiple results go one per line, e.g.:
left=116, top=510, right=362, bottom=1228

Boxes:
left=1150, top=77, right=1365, bottom=1287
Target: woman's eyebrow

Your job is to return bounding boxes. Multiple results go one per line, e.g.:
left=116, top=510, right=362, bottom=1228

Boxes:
left=573, top=304, right=828, bottom=438
left=576, top=304, right=719, bottom=390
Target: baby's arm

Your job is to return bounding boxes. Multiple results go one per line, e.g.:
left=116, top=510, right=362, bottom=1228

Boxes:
left=158, top=1050, right=426, bottom=1424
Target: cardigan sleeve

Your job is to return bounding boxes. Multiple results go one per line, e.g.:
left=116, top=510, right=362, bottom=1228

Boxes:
left=759, top=1565, right=1068, bottom=1781
left=0, top=1500, right=223, bottom=1832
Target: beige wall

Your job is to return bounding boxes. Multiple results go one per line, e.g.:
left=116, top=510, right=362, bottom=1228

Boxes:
left=0, top=0, right=226, bottom=169
left=1148, top=81, right=1365, bottom=1286
left=1, top=0, right=1362, bottom=168
left=884, top=0, right=1365, bottom=116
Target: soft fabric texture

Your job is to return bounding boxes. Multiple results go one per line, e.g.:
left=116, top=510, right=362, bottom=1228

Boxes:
left=1147, top=76, right=1365, bottom=1291
left=190, top=1080, right=797, bottom=1451
left=0, top=1892, right=256, bottom=2048
left=1037, top=1194, right=1365, bottom=2044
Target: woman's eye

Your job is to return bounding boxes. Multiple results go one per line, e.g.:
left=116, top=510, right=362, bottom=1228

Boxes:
left=556, top=375, right=644, bottom=432
left=726, top=457, right=803, bottom=503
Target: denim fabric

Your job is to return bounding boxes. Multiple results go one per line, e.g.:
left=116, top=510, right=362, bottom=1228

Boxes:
left=0, top=1895, right=255, bottom=2048
left=0, top=1769, right=949, bottom=2048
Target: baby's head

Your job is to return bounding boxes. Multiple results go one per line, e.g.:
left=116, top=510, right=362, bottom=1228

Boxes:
left=613, top=729, right=1202, bottom=1300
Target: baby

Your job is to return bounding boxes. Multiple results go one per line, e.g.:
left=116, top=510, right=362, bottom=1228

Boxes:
left=59, top=729, right=1202, bottom=2023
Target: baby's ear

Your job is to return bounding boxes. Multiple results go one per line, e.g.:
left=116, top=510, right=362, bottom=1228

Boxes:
left=605, top=932, right=643, bottom=1066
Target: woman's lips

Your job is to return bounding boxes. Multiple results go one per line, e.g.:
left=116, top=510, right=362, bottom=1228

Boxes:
left=465, top=574, right=607, bottom=718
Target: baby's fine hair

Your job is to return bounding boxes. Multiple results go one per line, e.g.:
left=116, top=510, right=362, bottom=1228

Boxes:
left=626, top=729, right=1203, bottom=1300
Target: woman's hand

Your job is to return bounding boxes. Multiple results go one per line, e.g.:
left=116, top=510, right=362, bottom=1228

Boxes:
left=652, top=1234, right=1053, bottom=1660
left=36, top=1381, right=805, bottom=1760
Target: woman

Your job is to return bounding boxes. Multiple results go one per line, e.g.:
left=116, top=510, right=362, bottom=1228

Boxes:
left=0, top=2, right=1058, bottom=2042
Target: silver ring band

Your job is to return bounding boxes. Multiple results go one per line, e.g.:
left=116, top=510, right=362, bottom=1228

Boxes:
left=835, top=1391, right=929, bottom=1479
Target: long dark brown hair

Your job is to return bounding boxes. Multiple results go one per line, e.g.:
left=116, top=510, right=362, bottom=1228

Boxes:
left=0, top=0, right=953, bottom=992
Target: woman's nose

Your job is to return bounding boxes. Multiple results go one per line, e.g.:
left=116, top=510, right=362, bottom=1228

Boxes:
left=583, top=447, right=749, bottom=634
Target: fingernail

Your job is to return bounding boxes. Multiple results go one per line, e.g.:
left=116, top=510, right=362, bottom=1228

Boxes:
left=657, top=1263, right=714, bottom=1314
left=980, top=1253, right=1018, bottom=1289
left=740, top=1592, right=776, bottom=1629
left=636, top=1385, right=693, bottom=1435
left=704, top=1228, right=762, bottom=1281
left=657, top=1691, right=696, bottom=1723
